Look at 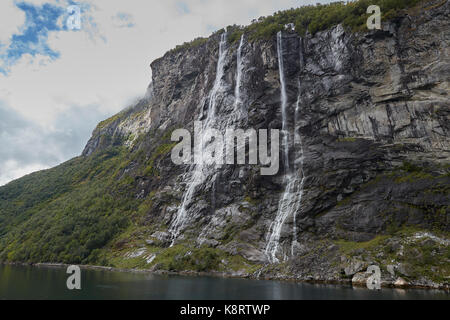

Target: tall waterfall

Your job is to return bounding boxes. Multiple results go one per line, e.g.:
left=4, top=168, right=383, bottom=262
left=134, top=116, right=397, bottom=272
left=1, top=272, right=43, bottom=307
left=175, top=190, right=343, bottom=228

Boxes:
left=277, top=32, right=290, bottom=172
left=169, top=33, right=229, bottom=245
left=292, top=38, right=306, bottom=255
left=265, top=32, right=306, bottom=263
left=226, top=34, right=246, bottom=129
left=206, top=33, right=229, bottom=124
left=234, top=35, right=245, bottom=111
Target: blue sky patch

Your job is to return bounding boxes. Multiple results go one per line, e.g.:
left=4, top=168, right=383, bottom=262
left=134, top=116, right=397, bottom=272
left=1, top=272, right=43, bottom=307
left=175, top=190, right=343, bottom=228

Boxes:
left=112, top=12, right=135, bottom=28
left=176, top=2, right=190, bottom=15
left=0, top=2, right=64, bottom=74
left=0, top=1, right=94, bottom=75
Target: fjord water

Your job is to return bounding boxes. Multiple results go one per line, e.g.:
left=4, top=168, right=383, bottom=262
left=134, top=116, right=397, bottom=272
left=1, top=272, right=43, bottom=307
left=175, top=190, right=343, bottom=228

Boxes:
left=1, top=265, right=448, bottom=300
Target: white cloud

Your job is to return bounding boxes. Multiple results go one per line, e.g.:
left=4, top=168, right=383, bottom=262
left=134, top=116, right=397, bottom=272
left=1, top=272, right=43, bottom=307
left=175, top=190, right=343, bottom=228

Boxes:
left=0, top=160, right=48, bottom=186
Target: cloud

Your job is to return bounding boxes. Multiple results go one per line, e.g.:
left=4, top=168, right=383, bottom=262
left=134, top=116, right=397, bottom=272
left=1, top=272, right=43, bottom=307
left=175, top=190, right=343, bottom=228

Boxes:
left=0, top=1, right=102, bottom=74
left=0, top=2, right=26, bottom=45
left=0, top=2, right=65, bottom=74
left=0, top=99, right=110, bottom=186
left=176, top=2, right=190, bottom=15
left=112, top=12, right=135, bottom=28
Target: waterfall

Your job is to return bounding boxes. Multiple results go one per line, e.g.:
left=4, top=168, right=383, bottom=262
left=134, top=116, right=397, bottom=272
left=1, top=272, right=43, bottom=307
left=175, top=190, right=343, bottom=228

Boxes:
left=291, top=38, right=306, bottom=255
left=226, top=34, right=246, bottom=129
left=169, top=33, right=229, bottom=245
left=206, top=33, right=229, bottom=124
left=277, top=32, right=290, bottom=172
left=288, top=81, right=306, bottom=256
left=196, top=34, right=249, bottom=245
left=265, top=32, right=306, bottom=263
left=234, top=34, right=245, bottom=112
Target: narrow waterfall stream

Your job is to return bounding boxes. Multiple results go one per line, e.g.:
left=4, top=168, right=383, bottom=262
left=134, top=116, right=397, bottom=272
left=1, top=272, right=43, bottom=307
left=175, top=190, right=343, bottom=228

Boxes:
left=289, top=88, right=306, bottom=256
left=277, top=32, right=290, bottom=172
left=265, top=32, right=306, bottom=263
left=169, top=33, right=229, bottom=245
left=291, top=39, right=306, bottom=255
left=234, top=35, right=245, bottom=112
left=225, top=34, right=247, bottom=129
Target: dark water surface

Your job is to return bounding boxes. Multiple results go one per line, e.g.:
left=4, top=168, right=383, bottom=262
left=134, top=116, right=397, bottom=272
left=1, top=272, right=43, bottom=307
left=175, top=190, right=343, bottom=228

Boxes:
left=0, top=264, right=448, bottom=300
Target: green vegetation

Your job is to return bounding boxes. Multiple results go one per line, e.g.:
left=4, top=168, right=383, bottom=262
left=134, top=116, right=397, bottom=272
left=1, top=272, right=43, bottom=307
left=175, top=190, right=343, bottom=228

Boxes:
left=393, top=228, right=450, bottom=282
left=143, top=142, right=176, bottom=176
left=142, top=128, right=177, bottom=177
left=0, top=147, right=140, bottom=264
left=243, top=196, right=259, bottom=206
left=151, top=245, right=219, bottom=272
left=167, top=37, right=209, bottom=55
left=97, top=113, right=123, bottom=130
left=243, top=0, right=425, bottom=39
left=0, top=126, right=179, bottom=266
left=336, top=235, right=390, bottom=254
left=337, top=137, right=357, bottom=143
left=336, top=227, right=450, bottom=283
left=149, top=244, right=261, bottom=273
left=391, top=161, right=437, bottom=183
left=0, top=121, right=184, bottom=268
left=227, top=25, right=245, bottom=44
left=164, top=1, right=431, bottom=58
left=167, top=0, right=430, bottom=55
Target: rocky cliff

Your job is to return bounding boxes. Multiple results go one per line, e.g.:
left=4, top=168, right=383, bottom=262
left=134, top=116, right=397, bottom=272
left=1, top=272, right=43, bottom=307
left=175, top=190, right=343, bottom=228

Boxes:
left=1, top=1, right=449, bottom=288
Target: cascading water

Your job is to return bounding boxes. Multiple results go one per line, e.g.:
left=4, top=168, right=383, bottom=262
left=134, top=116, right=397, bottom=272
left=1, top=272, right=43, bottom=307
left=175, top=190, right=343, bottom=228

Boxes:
left=169, top=33, right=229, bottom=245
left=198, top=34, right=248, bottom=244
left=226, top=34, right=246, bottom=128
left=265, top=32, right=306, bottom=263
left=277, top=32, right=290, bottom=172
left=206, top=33, right=229, bottom=124
left=234, top=35, right=245, bottom=113
left=291, top=39, right=306, bottom=255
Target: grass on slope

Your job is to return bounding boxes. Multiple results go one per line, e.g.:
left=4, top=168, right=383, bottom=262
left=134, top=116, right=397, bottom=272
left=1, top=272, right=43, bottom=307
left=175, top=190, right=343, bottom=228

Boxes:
left=0, top=147, right=141, bottom=265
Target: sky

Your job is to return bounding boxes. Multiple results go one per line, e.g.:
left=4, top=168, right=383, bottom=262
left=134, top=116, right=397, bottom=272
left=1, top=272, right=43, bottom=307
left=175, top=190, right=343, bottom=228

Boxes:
left=0, top=0, right=332, bottom=186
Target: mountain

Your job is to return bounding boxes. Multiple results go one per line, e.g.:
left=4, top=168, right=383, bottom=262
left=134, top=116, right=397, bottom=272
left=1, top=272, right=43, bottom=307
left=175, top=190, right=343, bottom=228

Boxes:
left=0, top=0, right=449, bottom=288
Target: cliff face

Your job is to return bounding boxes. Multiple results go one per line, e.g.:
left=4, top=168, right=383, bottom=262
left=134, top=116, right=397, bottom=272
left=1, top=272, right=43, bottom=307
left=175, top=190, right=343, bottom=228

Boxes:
left=79, top=1, right=450, bottom=286
left=1, top=2, right=449, bottom=287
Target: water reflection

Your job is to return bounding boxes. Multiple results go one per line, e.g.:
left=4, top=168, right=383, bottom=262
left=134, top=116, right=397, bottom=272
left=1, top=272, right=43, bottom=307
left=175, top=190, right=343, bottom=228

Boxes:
left=0, top=265, right=448, bottom=300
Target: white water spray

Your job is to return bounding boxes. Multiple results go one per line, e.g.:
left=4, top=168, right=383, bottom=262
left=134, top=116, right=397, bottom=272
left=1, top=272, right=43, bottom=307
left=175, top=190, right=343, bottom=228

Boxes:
left=206, top=33, right=229, bottom=124
left=169, top=33, right=229, bottom=245
left=234, top=34, right=245, bottom=111
left=265, top=32, right=306, bottom=263
left=225, top=34, right=247, bottom=129
left=277, top=32, right=290, bottom=172
left=291, top=39, right=306, bottom=254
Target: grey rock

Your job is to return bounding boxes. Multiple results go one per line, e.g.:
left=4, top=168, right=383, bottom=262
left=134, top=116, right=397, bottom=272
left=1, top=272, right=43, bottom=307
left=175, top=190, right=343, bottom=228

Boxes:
left=352, top=272, right=370, bottom=285
left=344, top=259, right=367, bottom=277
left=387, top=265, right=396, bottom=277
left=394, top=277, right=409, bottom=287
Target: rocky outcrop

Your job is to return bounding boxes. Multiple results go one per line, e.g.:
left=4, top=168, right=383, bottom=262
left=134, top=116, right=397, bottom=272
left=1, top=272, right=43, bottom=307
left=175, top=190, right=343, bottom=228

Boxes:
left=80, top=1, right=450, bottom=287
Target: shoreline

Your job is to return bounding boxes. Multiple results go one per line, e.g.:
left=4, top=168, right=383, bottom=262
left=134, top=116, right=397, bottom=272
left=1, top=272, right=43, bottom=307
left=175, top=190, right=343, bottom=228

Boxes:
left=2, top=261, right=448, bottom=292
